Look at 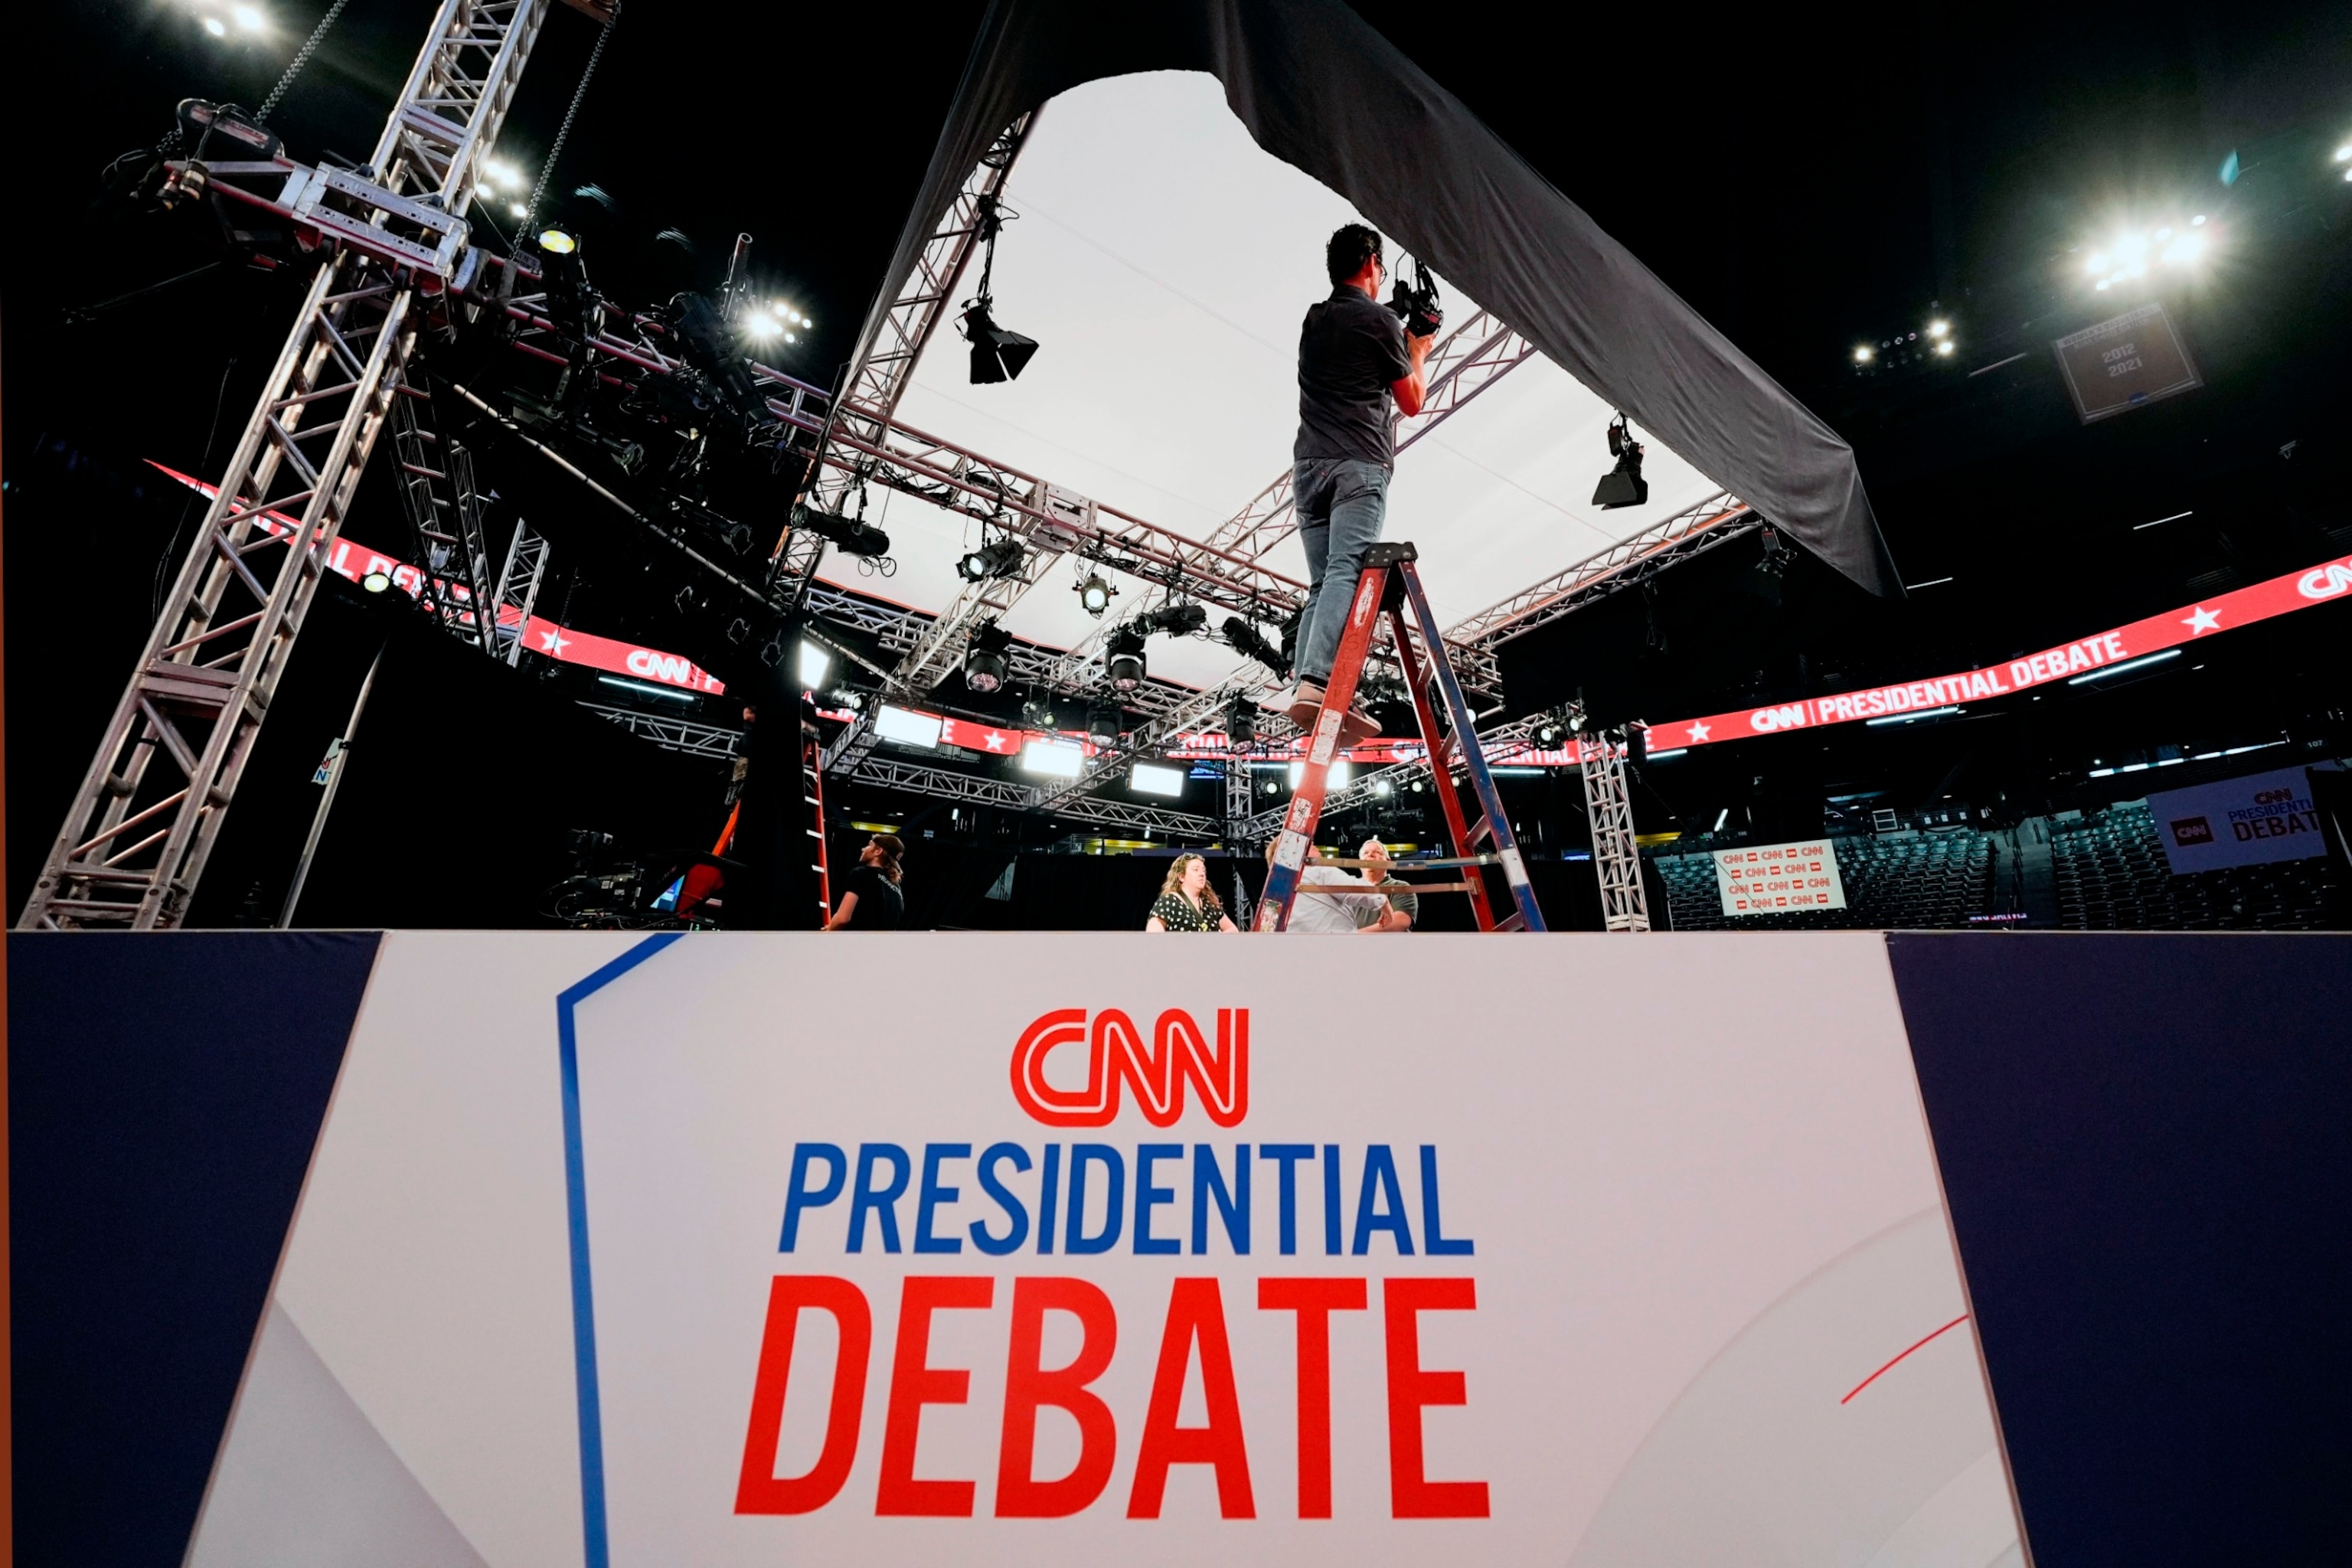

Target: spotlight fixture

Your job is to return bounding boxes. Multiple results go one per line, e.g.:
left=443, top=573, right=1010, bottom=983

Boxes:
left=962, top=302, right=1040, bottom=384
left=830, top=688, right=869, bottom=713
left=958, top=537, right=1026, bottom=582
left=1853, top=345, right=1874, bottom=364
left=1926, top=318, right=1950, bottom=338
left=792, top=502, right=890, bottom=561
left=963, top=620, right=1013, bottom=694
left=959, top=194, right=1038, bottom=384
left=1934, top=338, right=1955, bottom=356
left=1225, top=694, right=1256, bottom=749
left=1106, top=625, right=1148, bottom=691
left=1021, top=694, right=1058, bottom=730
left=1139, top=601, right=1208, bottom=637
left=537, top=227, right=577, bottom=256
left=1086, top=705, right=1121, bottom=746
left=1075, top=572, right=1116, bottom=617
left=1592, top=413, right=1648, bottom=510
left=1220, top=615, right=1285, bottom=670
left=1533, top=717, right=1567, bottom=748
left=360, top=567, right=393, bottom=593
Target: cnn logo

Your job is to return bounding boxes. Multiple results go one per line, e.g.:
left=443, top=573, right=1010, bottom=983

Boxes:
left=1010, top=1008, right=1248, bottom=1128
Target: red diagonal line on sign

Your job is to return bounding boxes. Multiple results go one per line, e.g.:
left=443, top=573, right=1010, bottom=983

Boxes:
left=1840, top=1313, right=1971, bottom=1405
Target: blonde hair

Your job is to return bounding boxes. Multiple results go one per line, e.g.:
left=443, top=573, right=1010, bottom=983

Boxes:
left=1158, top=853, right=1223, bottom=915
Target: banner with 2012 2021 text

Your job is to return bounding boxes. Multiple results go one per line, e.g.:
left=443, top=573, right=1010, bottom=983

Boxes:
left=187, top=932, right=2020, bottom=1568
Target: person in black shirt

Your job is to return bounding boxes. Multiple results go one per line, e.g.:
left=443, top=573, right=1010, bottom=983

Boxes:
left=1279, top=224, right=1433, bottom=740
left=824, top=833, right=906, bottom=930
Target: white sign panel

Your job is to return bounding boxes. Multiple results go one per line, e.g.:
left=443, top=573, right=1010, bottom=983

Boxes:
left=2145, top=766, right=2328, bottom=874
left=191, top=932, right=2013, bottom=1567
left=1713, top=838, right=1847, bottom=916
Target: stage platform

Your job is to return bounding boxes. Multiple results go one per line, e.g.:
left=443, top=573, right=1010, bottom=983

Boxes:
left=11, top=930, right=2348, bottom=1566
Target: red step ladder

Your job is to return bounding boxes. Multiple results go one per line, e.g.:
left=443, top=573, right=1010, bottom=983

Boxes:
left=1253, top=542, right=1547, bottom=933
left=803, top=716, right=834, bottom=923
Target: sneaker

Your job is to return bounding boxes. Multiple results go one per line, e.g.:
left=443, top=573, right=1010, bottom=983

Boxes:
left=1279, top=681, right=1327, bottom=728
left=1335, top=705, right=1381, bottom=745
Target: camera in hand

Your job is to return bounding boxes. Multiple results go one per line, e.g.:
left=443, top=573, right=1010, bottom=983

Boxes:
left=1387, top=257, right=1444, bottom=338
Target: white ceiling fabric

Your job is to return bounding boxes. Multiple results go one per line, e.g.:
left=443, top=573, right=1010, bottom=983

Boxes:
left=824, top=70, right=1724, bottom=696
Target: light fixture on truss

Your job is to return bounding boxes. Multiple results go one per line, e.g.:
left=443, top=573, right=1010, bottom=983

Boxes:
left=964, top=620, right=1014, bottom=694
left=1075, top=571, right=1116, bottom=617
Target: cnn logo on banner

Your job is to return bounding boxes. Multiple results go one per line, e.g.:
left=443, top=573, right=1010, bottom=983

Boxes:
left=1009, top=1008, right=1248, bottom=1128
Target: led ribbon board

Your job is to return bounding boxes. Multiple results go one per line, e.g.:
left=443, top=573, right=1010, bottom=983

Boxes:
left=1650, top=550, right=2352, bottom=752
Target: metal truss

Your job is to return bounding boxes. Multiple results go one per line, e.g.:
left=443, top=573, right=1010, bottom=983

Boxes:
left=780, top=114, right=1039, bottom=591
left=580, top=704, right=742, bottom=760
left=391, top=390, right=498, bottom=653
left=812, top=413, right=1306, bottom=619
left=491, top=518, right=550, bottom=665
left=21, top=0, right=552, bottom=929
left=1579, top=728, right=1651, bottom=932
left=842, top=756, right=1221, bottom=841
left=1449, top=493, right=1757, bottom=652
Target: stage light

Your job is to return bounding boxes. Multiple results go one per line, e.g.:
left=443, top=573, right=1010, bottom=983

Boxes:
left=1263, top=779, right=1281, bottom=795
left=1926, top=319, right=1950, bottom=338
left=202, top=15, right=227, bottom=35
left=1225, top=695, right=1256, bottom=749
left=1106, top=626, right=1148, bottom=691
left=963, top=621, right=1013, bottom=694
left=1075, top=573, right=1114, bottom=617
left=2192, top=214, right=2207, bottom=225
left=962, top=301, right=1039, bottom=384
left=360, top=568, right=393, bottom=593
left=1934, top=338, right=1955, bottom=356
left=1410, top=779, right=1426, bottom=792
left=793, top=503, right=890, bottom=561
left=1022, top=695, right=1057, bottom=730
left=875, top=705, right=943, bottom=749
left=1131, top=762, right=1187, bottom=799
left=1086, top=706, right=1120, bottom=746
left=795, top=641, right=831, bottom=692
left=1220, top=615, right=1285, bottom=670
left=1373, top=779, right=1393, bottom=797
left=743, top=311, right=781, bottom=340
left=1853, top=345, right=1873, bottom=364
left=2337, top=144, right=2352, bottom=162
left=1021, top=739, right=1085, bottom=779
left=1140, top=601, right=1207, bottom=637
left=830, top=689, right=868, bottom=713
left=958, top=538, right=1025, bottom=581
left=1533, top=717, right=1567, bottom=748
left=232, top=5, right=264, bottom=28
left=1592, top=413, right=1648, bottom=510
left=537, top=227, right=577, bottom=255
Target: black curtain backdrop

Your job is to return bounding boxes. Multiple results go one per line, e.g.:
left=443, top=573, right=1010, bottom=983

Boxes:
left=853, top=0, right=1901, bottom=596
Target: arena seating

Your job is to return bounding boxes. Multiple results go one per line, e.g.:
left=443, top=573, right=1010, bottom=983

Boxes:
left=2050, top=802, right=2342, bottom=930
left=1655, top=828, right=1994, bottom=931
left=1652, top=800, right=2342, bottom=932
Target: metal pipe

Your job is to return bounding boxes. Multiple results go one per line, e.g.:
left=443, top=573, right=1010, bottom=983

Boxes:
left=278, top=637, right=387, bottom=928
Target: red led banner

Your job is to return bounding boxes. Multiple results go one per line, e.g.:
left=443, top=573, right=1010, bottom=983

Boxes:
left=1648, top=550, right=2352, bottom=752
left=152, top=462, right=728, bottom=696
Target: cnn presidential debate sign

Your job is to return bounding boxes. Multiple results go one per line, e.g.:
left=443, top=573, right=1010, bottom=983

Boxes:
left=187, top=933, right=2021, bottom=1566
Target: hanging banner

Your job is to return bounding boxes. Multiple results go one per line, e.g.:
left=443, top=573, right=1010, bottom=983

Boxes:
left=1648, top=549, right=2352, bottom=754
left=1713, top=838, right=1847, bottom=915
left=188, top=933, right=2017, bottom=1567
left=2052, top=300, right=2202, bottom=423
left=2145, top=766, right=2330, bottom=874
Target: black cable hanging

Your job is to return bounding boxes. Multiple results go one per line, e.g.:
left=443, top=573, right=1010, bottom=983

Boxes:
left=509, top=0, right=621, bottom=260
left=256, top=0, right=352, bottom=123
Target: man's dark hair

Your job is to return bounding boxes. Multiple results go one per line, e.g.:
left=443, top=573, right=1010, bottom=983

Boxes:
left=1325, top=223, right=1383, bottom=286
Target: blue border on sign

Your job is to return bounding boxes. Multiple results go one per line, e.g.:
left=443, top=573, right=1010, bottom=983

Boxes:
left=557, top=931, right=686, bottom=1568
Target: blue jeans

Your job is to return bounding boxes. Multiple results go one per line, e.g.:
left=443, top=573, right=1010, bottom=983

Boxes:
left=1292, top=457, right=1390, bottom=684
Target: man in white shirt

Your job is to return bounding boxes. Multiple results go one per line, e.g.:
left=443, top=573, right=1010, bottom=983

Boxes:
left=1267, top=840, right=1411, bottom=933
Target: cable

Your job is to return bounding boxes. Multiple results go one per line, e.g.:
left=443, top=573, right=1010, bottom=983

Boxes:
left=256, top=0, right=353, bottom=124
left=510, top=0, right=621, bottom=256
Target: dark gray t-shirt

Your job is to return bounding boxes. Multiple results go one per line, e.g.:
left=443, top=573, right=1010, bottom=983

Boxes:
left=1294, top=287, right=1413, bottom=468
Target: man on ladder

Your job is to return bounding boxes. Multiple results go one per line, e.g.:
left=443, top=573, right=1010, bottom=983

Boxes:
left=1276, top=223, right=1435, bottom=741
left=1255, top=227, right=1547, bottom=935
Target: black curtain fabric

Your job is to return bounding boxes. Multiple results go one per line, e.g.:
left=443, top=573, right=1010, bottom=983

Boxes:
left=854, top=0, right=1902, bottom=597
